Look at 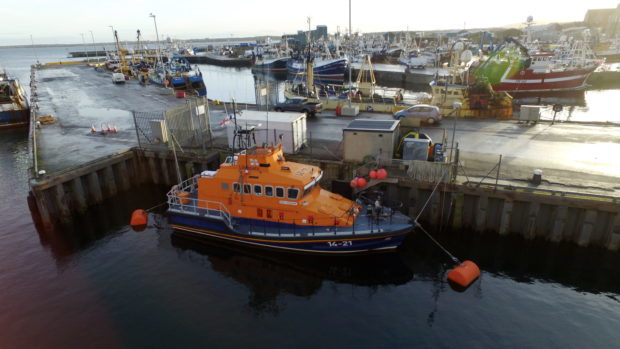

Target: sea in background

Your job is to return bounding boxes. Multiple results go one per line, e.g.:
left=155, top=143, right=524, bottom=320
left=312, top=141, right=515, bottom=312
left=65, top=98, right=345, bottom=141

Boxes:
left=1, top=45, right=620, bottom=348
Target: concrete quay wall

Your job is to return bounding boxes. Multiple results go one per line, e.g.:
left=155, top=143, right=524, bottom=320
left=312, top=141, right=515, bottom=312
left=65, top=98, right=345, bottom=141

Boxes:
left=29, top=149, right=620, bottom=251
left=29, top=148, right=219, bottom=231
left=400, top=181, right=620, bottom=251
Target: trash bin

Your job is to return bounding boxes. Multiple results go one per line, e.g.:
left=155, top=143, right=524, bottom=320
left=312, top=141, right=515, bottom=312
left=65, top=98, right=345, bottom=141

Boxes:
left=532, top=169, right=542, bottom=185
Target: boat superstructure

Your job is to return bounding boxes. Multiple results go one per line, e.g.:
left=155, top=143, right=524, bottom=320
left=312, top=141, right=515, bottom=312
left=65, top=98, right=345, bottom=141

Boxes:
left=0, top=69, right=29, bottom=129
left=480, top=20, right=602, bottom=92
left=148, top=56, right=207, bottom=96
left=167, top=141, right=413, bottom=254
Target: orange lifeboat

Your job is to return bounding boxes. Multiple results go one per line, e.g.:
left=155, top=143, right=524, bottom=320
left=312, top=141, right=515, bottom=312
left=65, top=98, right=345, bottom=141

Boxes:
left=165, top=138, right=414, bottom=254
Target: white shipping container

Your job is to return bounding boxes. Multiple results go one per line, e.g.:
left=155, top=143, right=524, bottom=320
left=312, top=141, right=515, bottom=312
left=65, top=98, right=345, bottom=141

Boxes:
left=226, top=110, right=307, bottom=153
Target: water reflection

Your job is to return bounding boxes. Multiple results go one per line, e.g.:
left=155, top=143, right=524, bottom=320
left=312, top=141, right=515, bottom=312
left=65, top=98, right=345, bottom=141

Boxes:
left=31, top=184, right=168, bottom=264
left=399, top=230, right=620, bottom=296
left=512, top=90, right=587, bottom=108
left=170, top=233, right=413, bottom=315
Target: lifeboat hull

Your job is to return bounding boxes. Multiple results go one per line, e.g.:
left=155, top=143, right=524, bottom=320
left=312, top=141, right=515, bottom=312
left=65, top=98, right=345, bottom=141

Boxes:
left=168, top=212, right=411, bottom=254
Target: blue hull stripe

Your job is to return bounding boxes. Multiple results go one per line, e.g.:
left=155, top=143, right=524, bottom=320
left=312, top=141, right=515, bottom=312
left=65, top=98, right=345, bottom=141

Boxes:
left=169, top=213, right=410, bottom=253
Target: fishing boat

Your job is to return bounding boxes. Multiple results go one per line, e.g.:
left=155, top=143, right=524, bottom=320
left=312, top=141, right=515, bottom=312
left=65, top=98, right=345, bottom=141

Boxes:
left=429, top=42, right=513, bottom=119
left=479, top=21, right=602, bottom=92
left=594, top=38, right=620, bottom=63
left=252, top=56, right=290, bottom=73
left=148, top=56, right=207, bottom=96
left=166, top=129, right=413, bottom=254
left=287, top=56, right=347, bottom=79
left=487, top=42, right=602, bottom=92
left=0, top=69, right=29, bottom=129
left=251, top=43, right=290, bottom=73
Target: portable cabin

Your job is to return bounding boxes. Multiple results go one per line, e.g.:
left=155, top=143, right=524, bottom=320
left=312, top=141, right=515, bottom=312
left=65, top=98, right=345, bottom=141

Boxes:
left=226, top=110, right=307, bottom=153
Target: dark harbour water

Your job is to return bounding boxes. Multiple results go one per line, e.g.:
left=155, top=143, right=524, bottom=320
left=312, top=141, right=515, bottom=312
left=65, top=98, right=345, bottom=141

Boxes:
left=2, top=129, right=620, bottom=348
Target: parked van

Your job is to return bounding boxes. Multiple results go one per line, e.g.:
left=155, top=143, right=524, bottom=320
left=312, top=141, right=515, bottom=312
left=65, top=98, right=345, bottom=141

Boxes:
left=112, top=73, right=126, bottom=84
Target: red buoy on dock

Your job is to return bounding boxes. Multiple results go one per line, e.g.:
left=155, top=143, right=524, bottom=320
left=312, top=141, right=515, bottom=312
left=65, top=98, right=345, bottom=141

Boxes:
left=356, top=177, right=367, bottom=188
left=447, top=260, right=480, bottom=289
left=130, top=209, right=148, bottom=230
left=376, top=168, right=388, bottom=180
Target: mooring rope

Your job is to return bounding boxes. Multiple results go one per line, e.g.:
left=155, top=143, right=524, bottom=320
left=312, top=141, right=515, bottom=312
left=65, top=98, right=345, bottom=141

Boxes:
left=413, top=168, right=460, bottom=264
left=415, top=221, right=460, bottom=264
left=414, top=168, right=448, bottom=222
left=145, top=201, right=167, bottom=212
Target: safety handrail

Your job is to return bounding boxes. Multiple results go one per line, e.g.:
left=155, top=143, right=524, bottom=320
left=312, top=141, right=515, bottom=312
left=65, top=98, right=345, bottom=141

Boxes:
left=167, top=182, right=233, bottom=228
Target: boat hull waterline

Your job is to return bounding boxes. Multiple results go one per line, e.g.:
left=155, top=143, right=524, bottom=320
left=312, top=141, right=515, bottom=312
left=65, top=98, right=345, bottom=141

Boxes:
left=168, top=212, right=411, bottom=254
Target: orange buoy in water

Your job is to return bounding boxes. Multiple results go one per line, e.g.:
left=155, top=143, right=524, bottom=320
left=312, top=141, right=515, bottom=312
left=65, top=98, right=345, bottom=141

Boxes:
left=130, top=209, right=148, bottom=227
left=447, top=260, right=480, bottom=289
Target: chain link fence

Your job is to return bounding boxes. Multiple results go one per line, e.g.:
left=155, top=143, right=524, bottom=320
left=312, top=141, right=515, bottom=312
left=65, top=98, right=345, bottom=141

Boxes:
left=133, top=97, right=212, bottom=152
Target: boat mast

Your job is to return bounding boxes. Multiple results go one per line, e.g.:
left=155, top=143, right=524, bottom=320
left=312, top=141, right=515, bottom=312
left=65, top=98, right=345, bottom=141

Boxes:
left=306, top=17, right=314, bottom=95
left=348, top=0, right=352, bottom=108
left=150, top=13, right=162, bottom=67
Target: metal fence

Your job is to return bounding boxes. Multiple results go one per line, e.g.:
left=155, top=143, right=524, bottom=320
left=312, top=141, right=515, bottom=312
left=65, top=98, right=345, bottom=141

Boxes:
left=133, top=97, right=212, bottom=151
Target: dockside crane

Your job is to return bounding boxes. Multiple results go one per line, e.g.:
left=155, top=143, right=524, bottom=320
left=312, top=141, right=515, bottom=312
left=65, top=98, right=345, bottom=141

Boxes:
left=113, top=30, right=130, bottom=76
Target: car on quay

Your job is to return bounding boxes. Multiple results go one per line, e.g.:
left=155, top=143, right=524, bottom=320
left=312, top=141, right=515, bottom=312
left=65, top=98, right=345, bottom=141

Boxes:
left=112, top=73, right=126, bottom=84
left=393, top=104, right=442, bottom=125
left=274, top=97, right=323, bottom=117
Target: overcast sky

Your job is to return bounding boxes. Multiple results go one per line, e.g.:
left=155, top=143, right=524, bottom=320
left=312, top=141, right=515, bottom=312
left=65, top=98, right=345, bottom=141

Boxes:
left=1, top=0, right=618, bottom=45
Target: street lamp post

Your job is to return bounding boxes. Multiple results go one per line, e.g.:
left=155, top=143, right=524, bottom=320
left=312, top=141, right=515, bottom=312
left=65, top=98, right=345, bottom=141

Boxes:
left=80, top=33, right=90, bottom=63
left=89, top=30, right=97, bottom=60
left=149, top=13, right=161, bottom=67
left=450, top=101, right=462, bottom=164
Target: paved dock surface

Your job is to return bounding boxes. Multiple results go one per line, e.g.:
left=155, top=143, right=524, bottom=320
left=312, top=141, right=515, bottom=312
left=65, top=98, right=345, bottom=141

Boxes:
left=35, top=64, right=186, bottom=173
left=209, top=109, right=620, bottom=195
left=34, top=63, right=619, bottom=196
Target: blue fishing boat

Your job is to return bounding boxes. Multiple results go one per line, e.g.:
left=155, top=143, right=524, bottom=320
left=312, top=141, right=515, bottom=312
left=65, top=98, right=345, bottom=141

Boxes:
left=149, top=56, right=207, bottom=96
left=0, top=69, right=29, bottom=129
left=252, top=56, right=290, bottom=73
left=287, top=57, right=347, bottom=79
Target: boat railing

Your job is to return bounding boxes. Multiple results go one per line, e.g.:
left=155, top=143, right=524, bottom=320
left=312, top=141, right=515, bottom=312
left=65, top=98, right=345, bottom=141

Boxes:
left=167, top=177, right=233, bottom=229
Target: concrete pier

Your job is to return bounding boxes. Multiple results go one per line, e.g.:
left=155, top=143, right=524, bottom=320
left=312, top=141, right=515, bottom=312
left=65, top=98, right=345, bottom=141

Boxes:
left=29, top=148, right=220, bottom=228
left=27, top=62, right=620, bottom=252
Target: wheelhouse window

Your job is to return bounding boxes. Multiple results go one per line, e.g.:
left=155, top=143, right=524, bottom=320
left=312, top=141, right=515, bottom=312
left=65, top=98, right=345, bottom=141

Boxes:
left=275, top=186, right=284, bottom=198
left=243, top=184, right=251, bottom=195
left=287, top=188, right=299, bottom=200
left=265, top=185, right=274, bottom=197
left=221, top=183, right=230, bottom=191
left=233, top=182, right=241, bottom=193
left=254, top=184, right=262, bottom=196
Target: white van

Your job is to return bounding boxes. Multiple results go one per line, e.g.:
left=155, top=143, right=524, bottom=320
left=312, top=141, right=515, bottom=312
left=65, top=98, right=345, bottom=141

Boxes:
left=112, top=73, right=126, bottom=84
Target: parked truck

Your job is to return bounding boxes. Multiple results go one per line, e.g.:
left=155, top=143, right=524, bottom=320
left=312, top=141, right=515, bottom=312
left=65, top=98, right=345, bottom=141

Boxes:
left=273, top=97, right=322, bottom=117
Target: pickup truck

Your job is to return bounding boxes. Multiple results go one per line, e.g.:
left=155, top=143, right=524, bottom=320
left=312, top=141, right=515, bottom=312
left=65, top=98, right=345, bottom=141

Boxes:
left=273, top=98, right=322, bottom=116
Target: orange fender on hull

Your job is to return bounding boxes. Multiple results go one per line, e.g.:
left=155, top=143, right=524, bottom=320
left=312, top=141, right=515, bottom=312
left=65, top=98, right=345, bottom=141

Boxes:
left=447, top=260, right=480, bottom=289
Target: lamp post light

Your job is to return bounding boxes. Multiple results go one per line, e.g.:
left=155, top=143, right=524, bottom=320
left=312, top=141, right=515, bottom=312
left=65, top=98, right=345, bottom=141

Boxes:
left=450, top=101, right=462, bottom=164
left=149, top=13, right=161, bottom=67
left=80, top=33, right=90, bottom=63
